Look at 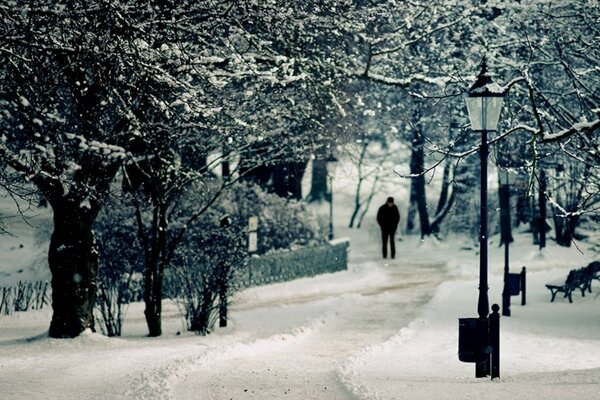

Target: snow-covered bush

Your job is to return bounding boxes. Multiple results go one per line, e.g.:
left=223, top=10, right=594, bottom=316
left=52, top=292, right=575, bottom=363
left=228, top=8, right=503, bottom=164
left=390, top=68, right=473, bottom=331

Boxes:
left=167, top=214, right=247, bottom=334
left=231, top=181, right=327, bottom=254
left=0, top=281, right=49, bottom=315
left=166, top=181, right=327, bottom=334
left=94, top=198, right=144, bottom=336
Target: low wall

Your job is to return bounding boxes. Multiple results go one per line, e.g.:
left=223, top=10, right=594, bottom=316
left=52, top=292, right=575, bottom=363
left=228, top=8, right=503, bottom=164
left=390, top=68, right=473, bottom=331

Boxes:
left=239, top=239, right=350, bottom=288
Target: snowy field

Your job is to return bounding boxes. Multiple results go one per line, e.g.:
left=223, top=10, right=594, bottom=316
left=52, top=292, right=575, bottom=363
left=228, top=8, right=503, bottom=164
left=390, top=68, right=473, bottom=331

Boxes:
left=1, top=166, right=600, bottom=399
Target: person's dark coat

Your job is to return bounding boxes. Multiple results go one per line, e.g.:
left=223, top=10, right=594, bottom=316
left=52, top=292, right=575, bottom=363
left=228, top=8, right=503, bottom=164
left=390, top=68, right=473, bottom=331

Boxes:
left=377, top=203, right=400, bottom=232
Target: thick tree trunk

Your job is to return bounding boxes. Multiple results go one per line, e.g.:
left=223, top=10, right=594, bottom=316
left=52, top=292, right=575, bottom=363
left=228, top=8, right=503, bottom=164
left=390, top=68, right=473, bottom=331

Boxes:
left=273, top=161, right=307, bottom=200
left=307, top=160, right=328, bottom=203
left=48, top=205, right=98, bottom=338
left=415, top=176, right=432, bottom=237
left=553, top=212, right=578, bottom=247
left=410, top=129, right=431, bottom=237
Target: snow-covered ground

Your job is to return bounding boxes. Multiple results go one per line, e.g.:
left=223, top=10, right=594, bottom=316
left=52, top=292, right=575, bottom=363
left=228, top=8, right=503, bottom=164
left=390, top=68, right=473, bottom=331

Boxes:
left=1, top=164, right=599, bottom=399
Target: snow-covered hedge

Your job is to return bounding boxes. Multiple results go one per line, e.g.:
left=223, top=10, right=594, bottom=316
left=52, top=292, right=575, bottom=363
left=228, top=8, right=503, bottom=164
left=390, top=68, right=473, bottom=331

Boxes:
left=239, top=240, right=349, bottom=288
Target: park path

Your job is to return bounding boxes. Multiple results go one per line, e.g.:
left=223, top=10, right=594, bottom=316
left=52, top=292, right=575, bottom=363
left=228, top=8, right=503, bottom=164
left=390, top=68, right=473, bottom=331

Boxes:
left=170, top=235, right=449, bottom=400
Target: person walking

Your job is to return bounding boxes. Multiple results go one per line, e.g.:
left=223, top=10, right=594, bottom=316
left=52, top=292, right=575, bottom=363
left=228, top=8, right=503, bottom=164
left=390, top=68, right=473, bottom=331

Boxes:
left=377, top=197, right=400, bottom=259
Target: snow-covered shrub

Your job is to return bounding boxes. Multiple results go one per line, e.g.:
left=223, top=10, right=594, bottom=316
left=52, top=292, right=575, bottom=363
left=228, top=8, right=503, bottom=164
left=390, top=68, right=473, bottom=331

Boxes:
left=167, top=202, right=247, bottom=335
left=93, top=198, right=144, bottom=336
left=166, top=181, right=327, bottom=334
left=231, top=181, right=327, bottom=254
left=0, top=281, right=49, bottom=315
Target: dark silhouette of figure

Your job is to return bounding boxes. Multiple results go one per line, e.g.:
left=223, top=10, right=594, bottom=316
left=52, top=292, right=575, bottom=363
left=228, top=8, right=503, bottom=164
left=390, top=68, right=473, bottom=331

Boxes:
left=377, top=197, right=400, bottom=259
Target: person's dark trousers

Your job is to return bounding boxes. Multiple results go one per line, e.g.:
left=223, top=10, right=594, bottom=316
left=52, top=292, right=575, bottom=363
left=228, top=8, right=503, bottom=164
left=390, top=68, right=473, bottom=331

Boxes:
left=381, top=230, right=396, bottom=259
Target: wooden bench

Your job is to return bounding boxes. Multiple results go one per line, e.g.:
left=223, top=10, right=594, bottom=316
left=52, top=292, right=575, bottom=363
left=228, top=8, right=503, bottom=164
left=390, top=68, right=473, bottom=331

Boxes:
left=545, top=266, right=593, bottom=303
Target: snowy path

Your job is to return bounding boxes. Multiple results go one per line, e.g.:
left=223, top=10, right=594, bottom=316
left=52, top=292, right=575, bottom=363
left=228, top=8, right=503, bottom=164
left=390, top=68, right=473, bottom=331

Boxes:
left=169, top=258, right=449, bottom=400
left=3, top=231, right=600, bottom=400
left=2, top=222, right=453, bottom=400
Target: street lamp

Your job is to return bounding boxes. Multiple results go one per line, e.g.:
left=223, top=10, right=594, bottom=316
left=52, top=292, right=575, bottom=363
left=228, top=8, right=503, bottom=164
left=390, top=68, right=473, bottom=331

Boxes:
left=465, top=57, right=506, bottom=320
left=465, top=57, right=506, bottom=378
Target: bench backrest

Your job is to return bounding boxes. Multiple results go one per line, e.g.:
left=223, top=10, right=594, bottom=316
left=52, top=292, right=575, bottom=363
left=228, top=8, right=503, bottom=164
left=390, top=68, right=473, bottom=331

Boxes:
left=565, top=270, right=576, bottom=285
left=588, top=261, right=600, bottom=274
left=565, top=267, right=591, bottom=286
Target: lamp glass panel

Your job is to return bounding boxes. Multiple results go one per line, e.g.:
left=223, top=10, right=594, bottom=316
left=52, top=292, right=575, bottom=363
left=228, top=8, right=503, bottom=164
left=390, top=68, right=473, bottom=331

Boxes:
left=484, top=97, right=504, bottom=131
left=465, top=96, right=504, bottom=131
left=465, top=97, right=483, bottom=131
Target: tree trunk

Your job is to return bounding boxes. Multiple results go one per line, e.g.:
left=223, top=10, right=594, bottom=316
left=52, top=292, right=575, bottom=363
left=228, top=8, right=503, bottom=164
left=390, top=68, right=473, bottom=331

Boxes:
left=356, top=180, right=378, bottom=229
left=406, top=183, right=417, bottom=233
left=273, top=161, right=307, bottom=200
left=516, top=195, right=530, bottom=226
left=349, top=173, right=364, bottom=228
left=431, top=161, right=455, bottom=234
left=553, top=211, right=578, bottom=247
left=498, top=183, right=513, bottom=246
left=430, top=186, right=456, bottom=234
left=307, top=160, right=328, bottom=203
left=538, top=170, right=547, bottom=249
left=48, top=205, right=98, bottom=338
left=141, top=203, right=168, bottom=337
left=415, top=175, right=432, bottom=237
left=436, top=162, right=452, bottom=215
left=410, top=129, right=431, bottom=237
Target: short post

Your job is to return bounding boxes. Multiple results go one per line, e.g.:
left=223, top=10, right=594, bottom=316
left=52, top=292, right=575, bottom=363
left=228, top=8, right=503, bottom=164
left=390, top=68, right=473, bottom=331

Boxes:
left=475, top=318, right=490, bottom=378
left=490, top=304, right=500, bottom=379
left=521, top=267, right=527, bottom=306
left=502, top=287, right=510, bottom=317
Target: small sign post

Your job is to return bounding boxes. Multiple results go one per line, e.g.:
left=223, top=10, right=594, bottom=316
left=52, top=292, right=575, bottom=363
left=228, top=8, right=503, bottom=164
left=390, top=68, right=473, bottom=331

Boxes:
left=248, top=216, right=258, bottom=253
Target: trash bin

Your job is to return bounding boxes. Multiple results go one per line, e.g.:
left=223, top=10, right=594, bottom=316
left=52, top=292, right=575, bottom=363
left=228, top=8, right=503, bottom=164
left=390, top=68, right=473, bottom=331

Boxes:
left=507, top=273, right=521, bottom=296
left=458, top=317, right=487, bottom=363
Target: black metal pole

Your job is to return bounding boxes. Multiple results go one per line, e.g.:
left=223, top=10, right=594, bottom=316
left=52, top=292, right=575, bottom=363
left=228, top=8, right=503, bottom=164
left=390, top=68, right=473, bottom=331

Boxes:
left=478, top=130, right=490, bottom=319
left=476, top=129, right=490, bottom=378
left=500, top=182, right=511, bottom=317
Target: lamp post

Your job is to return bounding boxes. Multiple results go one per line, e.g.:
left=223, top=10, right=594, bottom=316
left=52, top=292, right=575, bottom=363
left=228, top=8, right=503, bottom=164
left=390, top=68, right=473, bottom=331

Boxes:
left=464, top=57, right=506, bottom=378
